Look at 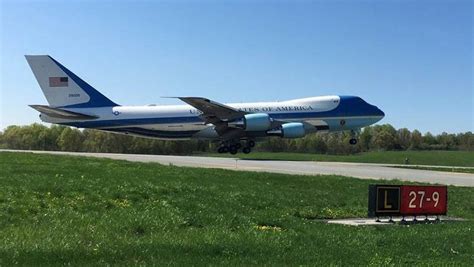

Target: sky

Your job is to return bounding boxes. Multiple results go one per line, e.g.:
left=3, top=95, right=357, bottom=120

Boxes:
left=1, top=0, right=472, bottom=134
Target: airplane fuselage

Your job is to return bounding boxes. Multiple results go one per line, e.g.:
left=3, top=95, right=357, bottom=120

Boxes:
left=41, top=95, right=385, bottom=140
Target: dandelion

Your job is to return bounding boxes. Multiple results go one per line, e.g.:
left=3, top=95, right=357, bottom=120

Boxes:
left=113, top=199, right=130, bottom=208
left=255, top=225, right=283, bottom=232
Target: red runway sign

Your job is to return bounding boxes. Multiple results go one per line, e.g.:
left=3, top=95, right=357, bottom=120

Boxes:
left=400, top=186, right=447, bottom=215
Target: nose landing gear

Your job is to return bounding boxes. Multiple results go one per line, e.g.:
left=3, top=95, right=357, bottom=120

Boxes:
left=349, top=130, right=358, bottom=145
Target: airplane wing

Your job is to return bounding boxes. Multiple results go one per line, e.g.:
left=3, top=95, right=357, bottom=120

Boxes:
left=175, top=97, right=286, bottom=138
left=174, top=97, right=248, bottom=136
left=176, top=97, right=247, bottom=124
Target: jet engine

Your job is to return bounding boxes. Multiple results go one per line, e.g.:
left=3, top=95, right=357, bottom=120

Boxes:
left=267, top=122, right=306, bottom=138
left=228, top=113, right=273, bottom=131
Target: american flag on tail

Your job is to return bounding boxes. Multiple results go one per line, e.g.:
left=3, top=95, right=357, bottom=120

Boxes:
left=49, top=77, right=68, bottom=87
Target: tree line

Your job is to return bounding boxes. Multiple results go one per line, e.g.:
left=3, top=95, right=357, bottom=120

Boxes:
left=0, top=123, right=472, bottom=154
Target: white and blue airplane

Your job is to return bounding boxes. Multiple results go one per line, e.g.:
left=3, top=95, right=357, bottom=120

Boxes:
left=26, top=55, right=385, bottom=154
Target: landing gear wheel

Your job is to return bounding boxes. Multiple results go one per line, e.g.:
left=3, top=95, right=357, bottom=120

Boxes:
left=229, top=149, right=238, bottom=155
left=248, top=140, right=255, bottom=148
left=349, top=138, right=358, bottom=145
left=242, top=147, right=251, bottom=154
left=218, top=146, right=229, bottom=153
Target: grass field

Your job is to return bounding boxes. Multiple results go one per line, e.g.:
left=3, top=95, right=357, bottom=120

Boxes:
left=394, top=166, right=474, bottom=174
left=206, top=150, right=474, bottom=167
left=0, top=152, right=473, bottom=265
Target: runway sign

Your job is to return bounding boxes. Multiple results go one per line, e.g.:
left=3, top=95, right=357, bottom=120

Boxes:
left=368, top=185, right=447, bottom=217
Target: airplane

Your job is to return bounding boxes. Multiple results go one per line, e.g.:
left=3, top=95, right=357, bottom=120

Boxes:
left=25, top=55, right=385, bottom=154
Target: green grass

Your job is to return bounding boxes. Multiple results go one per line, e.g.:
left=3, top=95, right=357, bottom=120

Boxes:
left=394, top=166, right=474, bottom=174
left=0, top=152, right=473, bottom=265
left=205, top=150, right=474, bottom=167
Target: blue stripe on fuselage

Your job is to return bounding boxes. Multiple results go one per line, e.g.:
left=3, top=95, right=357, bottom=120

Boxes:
left=104, top=127, right=200, bottom=138
left=63, top=116, right=202, bottom=128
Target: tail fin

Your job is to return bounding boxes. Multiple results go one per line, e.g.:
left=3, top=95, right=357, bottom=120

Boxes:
left=25, top=55, right=118, bottom=108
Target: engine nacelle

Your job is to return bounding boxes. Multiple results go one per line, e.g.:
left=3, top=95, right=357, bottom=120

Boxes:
left=229, top=113, right=273, bottom=131
left=267, top=122, right=306, bottom=138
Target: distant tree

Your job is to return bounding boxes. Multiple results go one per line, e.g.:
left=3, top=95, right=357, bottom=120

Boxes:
left=295, top=135, right=312, bottom=153
left=311, top=134, right=328, bottom=154
left=266, top=137, right=289, bottom=152
left=436, top=132, right=456, bottom=150
left=1, top=124, right=56, bottom=150
left=45, top=125, right=66, bottom=150
left=373, top=130, right=396, bottom=150
left=397, top=128, right=411, bottom=150
left=410, top=130, right=423, bottom=150
left=359, top=127, right=373, bottom=151
left=1, top=125, right=22, bottom=149
left=325, top=133, right=346, bottom=154
left=422, top=132, right=438, bottom=149
left=1, top=123, right=473, bottom=154
left=457, top=132, right=474, bottom=151
left=83, top=129, right=111, bottom=152
left=58, top=127, right=84, bottom=151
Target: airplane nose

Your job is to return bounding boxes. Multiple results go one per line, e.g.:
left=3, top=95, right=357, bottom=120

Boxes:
left=368, top=103, right=384, bottom=119
left=377, top=107, right=385, bottom=117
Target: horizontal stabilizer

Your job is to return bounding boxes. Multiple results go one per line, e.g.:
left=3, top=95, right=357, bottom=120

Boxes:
left=29, top=105, right=99, bottom=120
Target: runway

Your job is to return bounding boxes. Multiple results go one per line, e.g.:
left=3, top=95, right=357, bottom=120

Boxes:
left=2, top=150, right=473, bottom=187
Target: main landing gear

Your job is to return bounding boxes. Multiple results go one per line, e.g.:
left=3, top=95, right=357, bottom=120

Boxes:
left=349, top=130, right=358, bottom=145
left=218, top=140, right=255, bottom=154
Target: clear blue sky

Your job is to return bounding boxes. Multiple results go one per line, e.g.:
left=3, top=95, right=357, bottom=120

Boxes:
left=1, top=0, right=472, bottom=134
